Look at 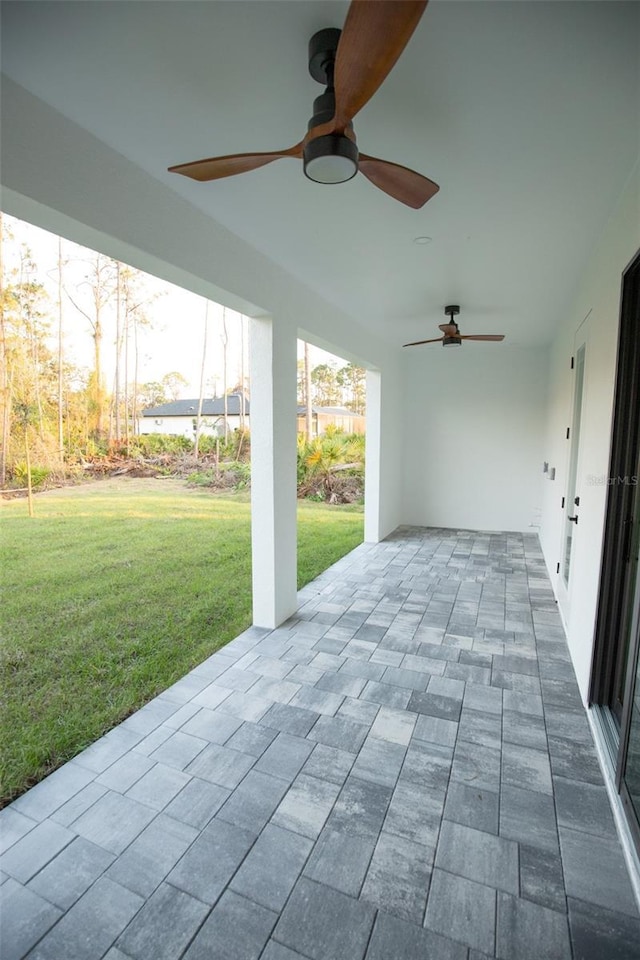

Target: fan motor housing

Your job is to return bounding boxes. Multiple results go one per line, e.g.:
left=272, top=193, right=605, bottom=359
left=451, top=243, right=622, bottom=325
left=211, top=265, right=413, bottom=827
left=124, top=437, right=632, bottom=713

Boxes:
left=308, top=28, right=341, bottom=84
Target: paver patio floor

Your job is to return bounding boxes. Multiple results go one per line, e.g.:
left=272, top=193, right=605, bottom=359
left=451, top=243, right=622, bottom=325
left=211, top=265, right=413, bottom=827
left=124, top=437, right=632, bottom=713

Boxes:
left=2, top=527, right=639, bottom=959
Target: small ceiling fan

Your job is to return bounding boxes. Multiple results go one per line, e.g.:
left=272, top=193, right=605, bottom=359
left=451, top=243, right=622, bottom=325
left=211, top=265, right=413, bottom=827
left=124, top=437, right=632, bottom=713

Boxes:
left=403, top=305, right=506, bottom=348
left=168, top=0, right=439, bottom=209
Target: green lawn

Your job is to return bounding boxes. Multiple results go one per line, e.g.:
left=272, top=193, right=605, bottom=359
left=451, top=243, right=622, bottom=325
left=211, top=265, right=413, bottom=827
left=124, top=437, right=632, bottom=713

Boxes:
left=0, top=477, right=363, bottom=804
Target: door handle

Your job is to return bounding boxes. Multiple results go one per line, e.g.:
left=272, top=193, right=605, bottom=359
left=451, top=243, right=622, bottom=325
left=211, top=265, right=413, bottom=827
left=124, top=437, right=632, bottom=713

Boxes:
left=568, top=515, right=579, bottom=524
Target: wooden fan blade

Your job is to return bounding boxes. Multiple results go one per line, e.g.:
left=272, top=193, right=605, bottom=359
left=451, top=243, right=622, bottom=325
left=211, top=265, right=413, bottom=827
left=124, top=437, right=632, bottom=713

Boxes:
left=439, top=323, right=458, bottom=334
left=333, top=0, right=428, bottom=129
left=168, top=144, right=303, bottom=182
left=402, top=336, right=444, bottom=347
left=358, top=154, right=439, bottom=208
left=460, top=334, right=506, bottom=341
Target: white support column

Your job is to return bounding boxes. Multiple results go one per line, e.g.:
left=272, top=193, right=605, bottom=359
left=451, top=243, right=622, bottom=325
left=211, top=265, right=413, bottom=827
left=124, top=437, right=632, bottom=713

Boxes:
left=249, top=315, right=298, bottom=628
left=364, top=368, right=383, bottom=543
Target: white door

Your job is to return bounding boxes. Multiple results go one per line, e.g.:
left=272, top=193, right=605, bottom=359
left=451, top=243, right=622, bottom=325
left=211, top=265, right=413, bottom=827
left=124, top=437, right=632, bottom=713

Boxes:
left=557, top=319, right=589, bottom=624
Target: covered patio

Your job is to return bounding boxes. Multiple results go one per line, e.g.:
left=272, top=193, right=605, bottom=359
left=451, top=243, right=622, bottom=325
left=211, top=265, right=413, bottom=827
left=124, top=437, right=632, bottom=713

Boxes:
left=4, top=527, right=639, bottom=960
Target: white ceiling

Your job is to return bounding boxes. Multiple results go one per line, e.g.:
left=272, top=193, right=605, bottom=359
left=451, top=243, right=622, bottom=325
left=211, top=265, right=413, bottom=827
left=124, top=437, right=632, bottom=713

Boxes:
left=1, top=1, right=638, bottom=347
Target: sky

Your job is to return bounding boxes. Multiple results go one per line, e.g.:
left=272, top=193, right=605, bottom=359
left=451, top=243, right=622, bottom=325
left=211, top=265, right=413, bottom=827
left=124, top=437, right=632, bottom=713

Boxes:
left=2, top=213, right=343, bottom=398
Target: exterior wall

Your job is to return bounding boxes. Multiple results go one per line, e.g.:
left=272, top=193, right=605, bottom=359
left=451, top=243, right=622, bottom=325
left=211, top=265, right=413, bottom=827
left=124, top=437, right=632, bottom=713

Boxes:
left=296, top=413, right=366, bottom=435
left=139, top=415, right=245, bottom=439
left=401, top=346, right=548, bottom=533
left=539, top=162, right=640, bottom=699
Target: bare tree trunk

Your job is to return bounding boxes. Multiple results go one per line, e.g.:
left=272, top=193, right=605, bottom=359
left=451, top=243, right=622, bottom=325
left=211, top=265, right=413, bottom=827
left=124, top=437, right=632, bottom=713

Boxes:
left=239, top=314, right=246, bottom=431
left=304, top=341, right=313, bottom=440
left=114, top=262, right=122, bottom=443
left=194, top=301, right=209, bottom=459
left=124, top=298, right=130, bottom=453
left=0, top=212, right=9, bottom=486
left=132, top=312, right=140, bottom=436
left=56, top=238, right=64, bottom=464
left=24, top=426, right=34, bottom=518
left=221, top=307, right=229, bottom=440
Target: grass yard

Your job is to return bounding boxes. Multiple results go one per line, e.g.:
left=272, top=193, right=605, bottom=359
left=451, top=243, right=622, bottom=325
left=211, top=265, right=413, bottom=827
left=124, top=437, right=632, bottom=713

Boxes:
left=0, top=477, right=363, bottom=804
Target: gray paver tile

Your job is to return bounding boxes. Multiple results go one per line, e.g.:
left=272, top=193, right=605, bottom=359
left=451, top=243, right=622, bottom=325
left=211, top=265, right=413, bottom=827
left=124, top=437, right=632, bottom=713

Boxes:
left=500, top=783, right=559, bottom=852
left=0, top=877, right=62, bottom=960
left=519, top=844, right=567, bottom=913
left=96, top=753, right=155, bottom=793
left=502, top=741, right=552, bottom=795
left=274, top=877, right=376, bottom=960
left=304, top=827, right=374, bottom=897
left=148, top=730, right=208, bottom=770
left=262, top=702, right=320, bottom=737
left=27, top=876, right=144, bottom=960
left=216, top=689, right=273, bottom=722
left=553, top=775, right=618, bottom=839
left=225, top=721, right=279, bottom=757
left=105, top=813, right=197, bottom=898
left=0, top=808, right=37, bottom=855
left=167, top=817, right=255, bottom=904
left=361, top=831, right=431, bottom=922
left=360, top=679, right=411, bottom=710
left=72, top=790, right=157, bottom=855
left=272, top=774, right=340, bottom=839
left=435, top=819, right=519, bottom=894
left=444, top=781, right=499, bottom=835
left=337, top=696, right=379, bottom=726
left=308, top=714, right=369, bottom=752
left=350, top=737, right=406, bottom=789
left=326, top=776, right=393, bottom=840
left=407, top=690, right=462, bottom=721
left=73, top=728, right=144, bottom=775
left=116, top=881, right=209, bottom=960
left=425, top=868, right=496, bottom=954
left=0, top=818, right=74, bottom=882
left=559, top=826, right=639, bottom=917
left=289, top=685, right=344, bottom=716
left=185, top=742, right=256, bottom=788
left=163, top=777, right=230, bottom=829
left=497, top=892, right=571, bottom=960
left=451, top=740, right=501, bottom=793
left=254, top=732, right=315, bottom=782
left=216, top=769, right=288, bottom=832
left=413, top=713, right=458, bottom=747
left=384, top=779, right=441, bottom=849
left=50, top=782, right=108, bottom=827
left=365, top=911, right=467, bottom=960
left=369, top=706, right=416, bottom=746
left=28, top=836, right=114, bottom=909
left=11, top=762, right=96, bottom=821
left=180, top=707, right=243, bottom=744
left=125, top=763, right=191, bottom=810
left=184, top=889, right=277, bottom=960
left=567, top=897, right=640, bottom=960
left=302, top=743, right=355, bottom=785
left=316, top=672, right=366, bottom=698
left=231, top=823, right=312, bottom=911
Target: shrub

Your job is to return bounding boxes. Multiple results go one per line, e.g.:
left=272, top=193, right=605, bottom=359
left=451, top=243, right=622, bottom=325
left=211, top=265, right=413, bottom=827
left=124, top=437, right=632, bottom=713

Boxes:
left=12, top=462, right=51, bottom=489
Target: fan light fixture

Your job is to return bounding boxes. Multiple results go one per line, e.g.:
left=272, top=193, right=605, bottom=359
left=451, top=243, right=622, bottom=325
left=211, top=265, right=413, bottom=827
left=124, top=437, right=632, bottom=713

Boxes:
left=304, top=134, right=359, bottom=184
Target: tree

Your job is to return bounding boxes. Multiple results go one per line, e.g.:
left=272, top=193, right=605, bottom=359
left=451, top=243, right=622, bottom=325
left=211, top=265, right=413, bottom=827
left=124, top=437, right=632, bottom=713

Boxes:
left=162, top=371, right=188, bottom=401
left=65, top=253, right=117, bottom=438
left=337, top=362, right=366, bottom=414
left=311, top=362, right=341, bottom=407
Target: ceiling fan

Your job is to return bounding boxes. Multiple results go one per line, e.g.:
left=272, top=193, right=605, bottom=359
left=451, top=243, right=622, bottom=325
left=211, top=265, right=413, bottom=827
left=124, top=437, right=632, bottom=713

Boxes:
left=168, top=0, right=439, bottom=209
left=403, top=305, right=506, bottom=348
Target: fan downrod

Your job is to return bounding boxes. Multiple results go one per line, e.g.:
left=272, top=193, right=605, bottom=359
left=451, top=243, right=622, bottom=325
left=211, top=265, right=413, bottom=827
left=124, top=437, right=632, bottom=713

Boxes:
left=444, top=305, right=460, bottom=320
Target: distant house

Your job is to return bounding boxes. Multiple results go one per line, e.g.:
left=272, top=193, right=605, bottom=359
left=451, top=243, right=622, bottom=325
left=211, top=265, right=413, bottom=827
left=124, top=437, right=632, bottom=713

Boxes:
left=139, top=394, right=250, bottom=439
left=297, top=405, right=366, bottom=437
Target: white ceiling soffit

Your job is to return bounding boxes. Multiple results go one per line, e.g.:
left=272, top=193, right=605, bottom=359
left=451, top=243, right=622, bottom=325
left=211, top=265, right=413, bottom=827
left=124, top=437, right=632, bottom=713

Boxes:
left=1, top=1, right=638, bottom=347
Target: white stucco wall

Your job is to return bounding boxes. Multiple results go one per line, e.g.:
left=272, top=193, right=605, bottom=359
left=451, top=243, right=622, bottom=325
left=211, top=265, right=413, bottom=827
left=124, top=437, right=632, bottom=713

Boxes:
left=401, top=346, right=548, bottom=533
left=539, top=162, right=640, bottom=698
